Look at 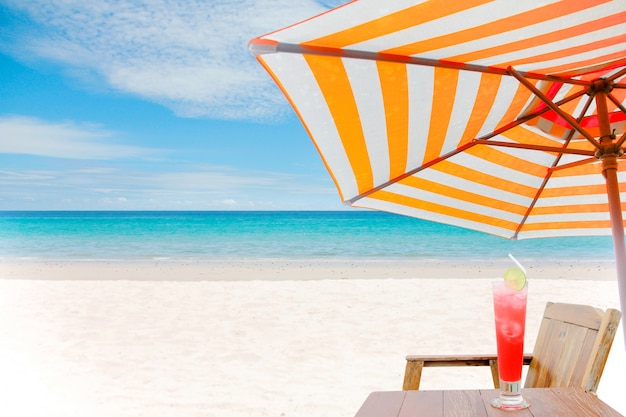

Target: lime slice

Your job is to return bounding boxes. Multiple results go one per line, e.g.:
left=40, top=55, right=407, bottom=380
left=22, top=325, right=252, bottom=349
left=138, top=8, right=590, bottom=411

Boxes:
left=504, top=267, right=526, bottom=290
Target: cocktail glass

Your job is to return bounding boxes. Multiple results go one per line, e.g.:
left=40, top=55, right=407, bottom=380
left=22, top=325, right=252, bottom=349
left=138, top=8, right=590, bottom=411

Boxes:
left=491, top=281, right=530, bottom=409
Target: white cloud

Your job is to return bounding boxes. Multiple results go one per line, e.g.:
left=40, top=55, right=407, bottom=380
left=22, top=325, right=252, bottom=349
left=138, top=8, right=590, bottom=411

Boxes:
left=0, top=164, right=340, bottom=210
left=1, top=0, right=339, bottom=120
left=0, top=115, right=152, bottom=159
left=0, top=170, right=55, bottom=181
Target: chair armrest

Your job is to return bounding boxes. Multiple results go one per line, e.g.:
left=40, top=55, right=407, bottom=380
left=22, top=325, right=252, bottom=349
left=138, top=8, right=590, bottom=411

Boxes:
left=406, top=353, right=533, bottom=366
left=403, top=354, right=533, bottom=390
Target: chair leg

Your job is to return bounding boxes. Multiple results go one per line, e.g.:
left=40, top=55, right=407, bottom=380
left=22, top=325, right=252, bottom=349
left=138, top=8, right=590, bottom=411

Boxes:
left=403, top=360, right=424, bottom=390
left=489, top=359, right=500, bottom=388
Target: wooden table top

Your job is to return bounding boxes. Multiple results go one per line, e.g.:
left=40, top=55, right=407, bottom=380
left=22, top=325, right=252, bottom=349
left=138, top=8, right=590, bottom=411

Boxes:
left=354, top=388, right=623, bottom=417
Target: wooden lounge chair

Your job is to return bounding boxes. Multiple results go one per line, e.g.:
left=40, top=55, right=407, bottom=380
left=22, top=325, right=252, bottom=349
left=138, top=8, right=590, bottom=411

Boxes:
left=403, top=302, right=621, bottom=393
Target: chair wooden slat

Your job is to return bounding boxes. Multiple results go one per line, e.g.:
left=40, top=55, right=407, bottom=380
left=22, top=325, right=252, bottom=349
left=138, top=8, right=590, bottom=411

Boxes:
left=542, top=302, right=604, bottom=329
left=582, top=307, right=622, bottom=392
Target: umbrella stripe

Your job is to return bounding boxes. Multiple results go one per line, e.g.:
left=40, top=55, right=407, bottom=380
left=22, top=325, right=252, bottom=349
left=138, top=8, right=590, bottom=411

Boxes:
left=460, top=73, right=503, bottom=145
left=531, top=203, right=613, bottom=215
left=550, top=162, right=603, bottom=177
left=432, top=160, right=539, bottom=198
left=530, top=201, right=626, bottom=219
left=550, top=58, right=626, bottom=78
left=344, top=59, right=390, bottom=189
left=500, top=125, right=568, bottom=150
left=304, top=54, right=373, bottom=195
left=549, top=168, right=626, bottom=186
left=519, top=228, right=614, bottom=238
left=381, top=0, right=607, bottom=58
left=388, top=183, right=524, bottom=224
left=448, top=153, right=543, bottom=190
left=378, top=2, right=540, bottom=58
left=463, top=145, right=550, bottom=177
left=357, top=194, right=626, bottom=239
left=542, top=183, right=624, bottom=198
left=377, top=61, right=409, bottom=179
left=470, top=23, right=626, bottom=73
left=449, top=72, right=485, bottom=151
left=406, top=65, right=435, bottom=170
left=256, top=1, right=422, bottom=47
left=504, top=32, right=626, bottom=71
left=305, top=0, right=493, bottom=50
left=526, top=116, right=582, bottom=140
left=256, top=2, right=626, bottom=78
left=448, top=11, right=626, bottom=64
left=399, top=176, right=529, bottom=216
left=538, top=53, right=626, bottom=77
left=550, top=160, right=625, bottom=176
left=416, top=167, right=533, bottom=207
left=518, top=43, right=626, bottom=76
left=571, top=107, right=626, bottom=128
left=521, top=219, right=615, bottom=231
left=498, top=145, right=560, bottom=170
left=424, top=67, right=458, bottom=163
left=356, top=197, right=517, bottom=237
left=536, top=195, right=611, bottom=209
left=551, top=155, right=599, bottom=172
left=475, top=77, right=524, bottom=138
left=544, top=173, right=608, bottom=190
left=370, top=189, right=521, bottom=231
left=528, top=213, right=612, bottom=224
left=491, top=84, right=537, bottom=135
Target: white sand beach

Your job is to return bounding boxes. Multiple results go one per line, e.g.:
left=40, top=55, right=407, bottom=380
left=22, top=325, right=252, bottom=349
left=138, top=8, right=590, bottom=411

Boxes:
left=0, top=261, right=624, bottom=417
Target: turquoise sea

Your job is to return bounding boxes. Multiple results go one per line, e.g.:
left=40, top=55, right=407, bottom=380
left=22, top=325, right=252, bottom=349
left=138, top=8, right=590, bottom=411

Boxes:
left=0, top=211, right=617, bottom=263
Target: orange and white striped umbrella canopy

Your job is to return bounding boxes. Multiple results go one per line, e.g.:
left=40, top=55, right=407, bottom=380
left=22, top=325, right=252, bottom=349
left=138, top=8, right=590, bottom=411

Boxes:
left=250, top=0, right=626, bottom=242
left=250, top=0, right=626, bottom=337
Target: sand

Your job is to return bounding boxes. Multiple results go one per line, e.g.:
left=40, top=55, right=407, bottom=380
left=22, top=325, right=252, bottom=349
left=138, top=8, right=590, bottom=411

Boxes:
left=0, top=260, right=623, bottom=417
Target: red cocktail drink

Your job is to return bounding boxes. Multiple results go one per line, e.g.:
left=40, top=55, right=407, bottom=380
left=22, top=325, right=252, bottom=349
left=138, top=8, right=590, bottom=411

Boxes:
left=491, top=281, right=529, bottom=409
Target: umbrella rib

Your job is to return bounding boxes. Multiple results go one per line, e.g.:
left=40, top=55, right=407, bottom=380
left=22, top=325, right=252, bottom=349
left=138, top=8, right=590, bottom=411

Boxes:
left=267, top=42, right=593, bottom=85
left=605, top=93, right=626, bottom=151
left=607, top=92, right=626, bottom=116
left=512, top=96, right=596, bottom=239
left=472, top=140, right=595, bottom=156
left=348, top=141, right=478, bottom=204
left=475, top=110, right=550, bottom=141
left=514, top=90, right=587, bottom=126
left=606, top=67, right=626, bottom=83
left=508, top=67, right=601, bottom=150
left=548, top=157, right=598, bottom=172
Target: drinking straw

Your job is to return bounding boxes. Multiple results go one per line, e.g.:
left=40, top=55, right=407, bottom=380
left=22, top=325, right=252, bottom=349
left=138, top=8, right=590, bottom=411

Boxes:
left=508, top=253, right=527, bottom=275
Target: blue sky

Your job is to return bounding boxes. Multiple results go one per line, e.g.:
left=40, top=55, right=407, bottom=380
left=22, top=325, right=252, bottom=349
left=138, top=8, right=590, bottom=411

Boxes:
left=0, top=0, right=351, bottom=210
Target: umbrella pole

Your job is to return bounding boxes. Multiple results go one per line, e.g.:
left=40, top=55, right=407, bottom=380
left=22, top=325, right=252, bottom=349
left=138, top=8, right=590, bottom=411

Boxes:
left=596, top=88, right=626, bottom=345
left=603, top=159, right=626, bottom=345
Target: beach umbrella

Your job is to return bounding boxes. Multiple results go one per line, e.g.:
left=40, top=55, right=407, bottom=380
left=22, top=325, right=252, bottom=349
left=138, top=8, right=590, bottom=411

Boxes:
left=248, top=1, right=626, bottom=339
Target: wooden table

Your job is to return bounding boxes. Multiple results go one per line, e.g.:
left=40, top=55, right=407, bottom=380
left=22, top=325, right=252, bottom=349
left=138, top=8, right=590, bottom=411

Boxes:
left=354, top=388, right=623, bottom=416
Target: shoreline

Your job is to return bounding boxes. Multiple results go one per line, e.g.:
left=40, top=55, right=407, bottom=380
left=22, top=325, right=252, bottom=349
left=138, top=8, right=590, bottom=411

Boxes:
left=0, top=258, right=618, bottom=281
